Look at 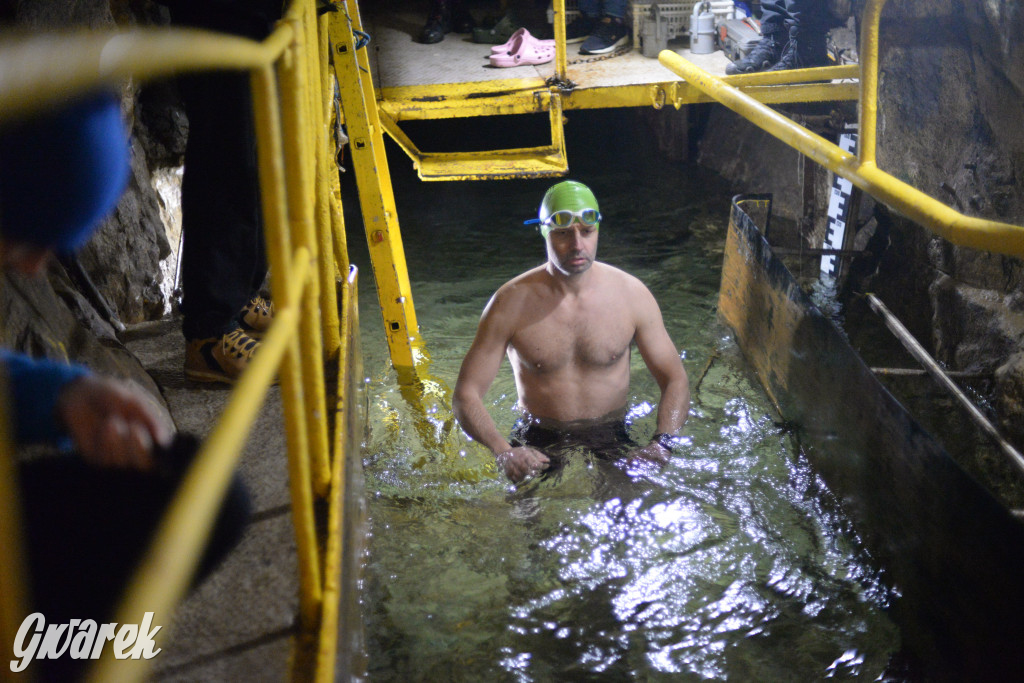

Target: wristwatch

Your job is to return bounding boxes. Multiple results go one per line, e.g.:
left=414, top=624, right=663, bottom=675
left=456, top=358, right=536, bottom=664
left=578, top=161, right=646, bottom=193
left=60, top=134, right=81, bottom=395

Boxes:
left=652, top=432, right=682, bottom=451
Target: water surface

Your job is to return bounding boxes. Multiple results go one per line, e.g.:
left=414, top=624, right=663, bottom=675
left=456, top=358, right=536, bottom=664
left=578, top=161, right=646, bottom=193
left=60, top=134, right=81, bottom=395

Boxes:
left=347, top=116, right=900, bottom=680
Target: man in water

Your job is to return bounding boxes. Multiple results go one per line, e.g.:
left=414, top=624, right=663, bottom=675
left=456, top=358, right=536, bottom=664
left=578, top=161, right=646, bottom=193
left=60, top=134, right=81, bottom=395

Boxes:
left=454, top=180, right=690, bottom=482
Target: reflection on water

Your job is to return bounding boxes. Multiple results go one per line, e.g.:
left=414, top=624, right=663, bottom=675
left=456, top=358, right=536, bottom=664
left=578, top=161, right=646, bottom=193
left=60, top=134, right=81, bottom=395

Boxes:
left=349, top=113, right=899, bottom=680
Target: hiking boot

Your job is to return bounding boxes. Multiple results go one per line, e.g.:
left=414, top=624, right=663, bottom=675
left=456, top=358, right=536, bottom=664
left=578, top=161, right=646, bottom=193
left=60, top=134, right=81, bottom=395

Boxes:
left=564, top=14, right=596, bottom=44
left=725, top=30, right=784, bottom=75
left=579, top=16, right=629, bottom=55
left=185, top=328, right=261, bottom=384
left=766, top=34, right=830, bottom=71
left=240, top=295, right=274, bottom=337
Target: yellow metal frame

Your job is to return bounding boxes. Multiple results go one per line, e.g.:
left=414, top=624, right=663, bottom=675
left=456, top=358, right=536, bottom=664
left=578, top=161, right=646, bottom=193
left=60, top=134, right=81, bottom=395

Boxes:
left=0, top=2, right=364, bottom=681
left=369, top=0, right=859, bottom=183
left=657, top=0, right=1024, bottom=259
left=379, top=94, right=568, bottom=181
left=329, top=1, right=424, bottom=374
left=378, top=66, right=861, bottom=121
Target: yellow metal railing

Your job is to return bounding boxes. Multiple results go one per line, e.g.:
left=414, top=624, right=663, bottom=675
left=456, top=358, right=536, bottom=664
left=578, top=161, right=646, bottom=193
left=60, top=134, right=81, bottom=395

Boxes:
left=658, top=0, right=1024, bottom=259
left=0, top=1, right=363, bottom=681
left=0, top=381, right=28, bottom=683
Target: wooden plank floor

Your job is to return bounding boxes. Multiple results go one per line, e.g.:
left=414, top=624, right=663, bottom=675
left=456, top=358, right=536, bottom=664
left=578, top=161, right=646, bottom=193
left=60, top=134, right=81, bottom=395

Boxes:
left=362, top=1, right=733, bottom=92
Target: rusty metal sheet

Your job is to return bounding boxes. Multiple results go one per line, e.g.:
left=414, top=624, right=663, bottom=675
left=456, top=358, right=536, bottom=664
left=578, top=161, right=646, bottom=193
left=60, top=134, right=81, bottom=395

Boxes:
left=718, top=195, right=1024, bottom=679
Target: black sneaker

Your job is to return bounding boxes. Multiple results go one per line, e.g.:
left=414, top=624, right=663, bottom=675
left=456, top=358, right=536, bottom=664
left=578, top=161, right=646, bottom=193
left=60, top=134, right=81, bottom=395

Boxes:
left=564, top=14, right=596, bottom=44
left=419, top=13, right=450, bottom=44
left=418, top=0, right=452, bottom=44
left=580, top=16, right=629, bottom=55
left=725, top=31, right=784, bottom=74
left=766, top=35, right=829, bottom=71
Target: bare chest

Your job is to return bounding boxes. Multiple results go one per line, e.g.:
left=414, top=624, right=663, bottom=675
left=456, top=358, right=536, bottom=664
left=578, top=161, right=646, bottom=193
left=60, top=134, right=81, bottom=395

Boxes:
left=510, top=302, right=634, bottom=373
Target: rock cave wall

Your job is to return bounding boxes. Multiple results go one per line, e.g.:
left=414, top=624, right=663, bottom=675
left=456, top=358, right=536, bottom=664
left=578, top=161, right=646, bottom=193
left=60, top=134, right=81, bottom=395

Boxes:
left=696, top=0, right=1024, bottom=447
left=0, top=0, right=176, bottom=403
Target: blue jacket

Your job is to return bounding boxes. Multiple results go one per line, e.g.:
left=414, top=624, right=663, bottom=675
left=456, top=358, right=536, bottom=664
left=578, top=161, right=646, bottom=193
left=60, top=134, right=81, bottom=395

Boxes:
left=0, top=351, right=89, bottom=444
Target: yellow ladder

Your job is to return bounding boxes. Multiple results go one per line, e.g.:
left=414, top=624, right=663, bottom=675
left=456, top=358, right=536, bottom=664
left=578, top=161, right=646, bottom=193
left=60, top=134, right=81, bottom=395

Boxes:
left=329, top=1, right=424, bottom=376
left=329, top=1, right=456, bottom=454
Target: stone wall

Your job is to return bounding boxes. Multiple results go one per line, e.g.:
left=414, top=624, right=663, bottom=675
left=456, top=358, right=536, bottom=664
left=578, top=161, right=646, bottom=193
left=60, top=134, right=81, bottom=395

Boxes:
left=876, top=0, right=1024, bottom=444
left=1, top=0, right=175, bottom=403
left=697, top=0, right=1024, bottom=447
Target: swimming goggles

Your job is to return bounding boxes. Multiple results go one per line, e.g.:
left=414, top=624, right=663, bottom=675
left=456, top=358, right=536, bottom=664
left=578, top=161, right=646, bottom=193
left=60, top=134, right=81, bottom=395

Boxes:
left=524, top=208, right=602, bottom=228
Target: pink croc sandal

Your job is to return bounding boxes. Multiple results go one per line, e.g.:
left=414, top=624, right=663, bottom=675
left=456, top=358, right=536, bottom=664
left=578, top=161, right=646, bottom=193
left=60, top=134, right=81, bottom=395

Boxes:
left=490, top=28, right=554, bottom=54
left=489, top=32, right=555, bottom=67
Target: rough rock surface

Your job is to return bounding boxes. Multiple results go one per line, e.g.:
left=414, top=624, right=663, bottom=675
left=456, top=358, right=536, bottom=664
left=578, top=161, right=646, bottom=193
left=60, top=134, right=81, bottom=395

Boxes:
left=2, top=0, right=174, bottom=418
left=873, top=0, right=1024, bottom=442
left=697, top=0, right=1024, bottom=450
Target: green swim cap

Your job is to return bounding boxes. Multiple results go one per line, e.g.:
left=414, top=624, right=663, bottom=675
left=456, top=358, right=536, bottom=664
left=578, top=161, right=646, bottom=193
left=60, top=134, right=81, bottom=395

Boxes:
left=538, top=180, right=600, bottom=237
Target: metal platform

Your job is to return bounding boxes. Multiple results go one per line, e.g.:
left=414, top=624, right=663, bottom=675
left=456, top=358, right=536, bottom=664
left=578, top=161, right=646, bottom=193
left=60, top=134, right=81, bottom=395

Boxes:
left=364, top=6, right=732, bottom=92
left=362, top=1, right=859, bottom=123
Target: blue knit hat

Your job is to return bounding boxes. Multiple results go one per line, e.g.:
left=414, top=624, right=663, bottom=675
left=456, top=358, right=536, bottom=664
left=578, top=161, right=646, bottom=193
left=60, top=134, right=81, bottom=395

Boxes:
left=0, top=92, right=130, bottom=252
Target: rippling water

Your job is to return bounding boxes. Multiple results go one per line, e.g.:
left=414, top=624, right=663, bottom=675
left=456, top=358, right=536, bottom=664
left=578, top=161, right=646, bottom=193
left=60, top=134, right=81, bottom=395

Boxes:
left=347, top=114, right=900, bottom=680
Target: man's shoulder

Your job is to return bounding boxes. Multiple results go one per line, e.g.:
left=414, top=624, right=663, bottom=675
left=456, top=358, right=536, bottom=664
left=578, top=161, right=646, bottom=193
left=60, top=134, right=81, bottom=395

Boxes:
left=485, top=265, right=547, bottom=313
left=495, top=264, right=548, bottom=295
left=593, top=262, right=648, bottom=290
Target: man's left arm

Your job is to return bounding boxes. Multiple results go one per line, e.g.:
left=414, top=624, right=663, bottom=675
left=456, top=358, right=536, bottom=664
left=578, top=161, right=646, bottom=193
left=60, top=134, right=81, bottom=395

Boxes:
left=632, top=284, right=690, bottom=463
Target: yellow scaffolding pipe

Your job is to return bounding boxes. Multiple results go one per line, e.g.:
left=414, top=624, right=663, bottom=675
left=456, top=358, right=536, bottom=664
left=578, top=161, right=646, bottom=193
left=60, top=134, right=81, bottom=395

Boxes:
left=316, top=267, right=358, bottom=682
left=315, top=12, right=343, bottom=359
left=280, top=17, right=333, bottom=500
left=0, top=386, right=28, bottom=683
left=859, top=0, right=884, bottom=167
left=658, top=26, right=1024, bottom=259
left=0, top=28, right=291, bottom=125
left=252, top=59, right=323, bottom=632
left=552, top=0, right=567, bottom=83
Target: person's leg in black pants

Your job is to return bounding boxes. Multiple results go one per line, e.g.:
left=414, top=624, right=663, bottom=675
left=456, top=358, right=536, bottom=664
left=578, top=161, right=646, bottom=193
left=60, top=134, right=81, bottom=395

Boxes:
left=167, top=2, right=279, bottom=383
left=726, top=0, right=831, bottom=74
left=178, top=70, right=266, bottom=344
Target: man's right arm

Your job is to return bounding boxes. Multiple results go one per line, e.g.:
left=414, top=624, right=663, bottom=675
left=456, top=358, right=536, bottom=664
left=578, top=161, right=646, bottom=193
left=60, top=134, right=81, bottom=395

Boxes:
left=453, top=292, right=549, bottom=481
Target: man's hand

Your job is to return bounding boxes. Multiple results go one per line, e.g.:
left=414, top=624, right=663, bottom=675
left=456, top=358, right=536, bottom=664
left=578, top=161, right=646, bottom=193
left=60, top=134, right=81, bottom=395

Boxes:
left=56, top=375, right=173, bottom=471
left=495, top=446, right=551, bottom=482
left=626, top=441, right=671, bottom=467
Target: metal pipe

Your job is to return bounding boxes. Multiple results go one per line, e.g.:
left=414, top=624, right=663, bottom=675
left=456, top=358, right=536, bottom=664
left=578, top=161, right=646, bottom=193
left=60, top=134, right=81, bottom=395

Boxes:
left=867, top=294, right=1024, bottom=476
left=280, top=37, right=333, bottom=633
left=872, top=367, right=991, bottom=380
left=859, top=0, right=886, bottom=166
left=771, top=247, right=868, bottom=257
left=252, top=62, right=323, bottom=630
left=657, top=51, right=1024, bottom=260
left=0, top=26, right=294, bottom=125
left=311, top=8, right=342, bottom=359
left=281, top=18, right=333, bottom=501
left=315, top=268, right=357, bottom=682
left=552, top=0, right=567, bottom=83
left=0, top=385, right=29, bottom=680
